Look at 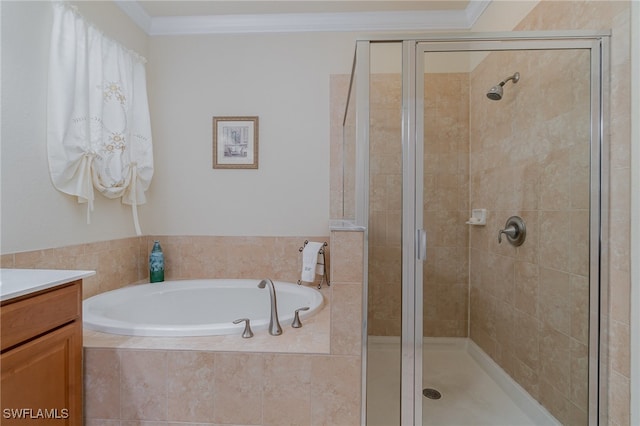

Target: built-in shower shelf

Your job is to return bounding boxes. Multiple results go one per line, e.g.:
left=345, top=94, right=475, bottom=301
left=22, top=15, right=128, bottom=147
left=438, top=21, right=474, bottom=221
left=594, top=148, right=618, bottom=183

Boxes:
left=466, top=209, right=487, bottom=226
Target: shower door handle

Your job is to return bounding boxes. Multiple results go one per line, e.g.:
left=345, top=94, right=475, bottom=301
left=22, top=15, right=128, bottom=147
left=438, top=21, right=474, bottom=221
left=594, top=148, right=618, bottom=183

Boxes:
left=416, top=229, right=427, bottom=261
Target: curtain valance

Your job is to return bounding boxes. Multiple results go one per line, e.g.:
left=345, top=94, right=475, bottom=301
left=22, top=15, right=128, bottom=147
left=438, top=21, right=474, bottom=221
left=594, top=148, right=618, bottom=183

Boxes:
left=47, top=2, right=153, bottom=235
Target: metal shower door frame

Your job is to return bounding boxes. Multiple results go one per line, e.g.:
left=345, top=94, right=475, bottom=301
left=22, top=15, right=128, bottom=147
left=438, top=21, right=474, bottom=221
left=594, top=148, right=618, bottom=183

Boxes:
left=403, top=34, right=609, bottom=426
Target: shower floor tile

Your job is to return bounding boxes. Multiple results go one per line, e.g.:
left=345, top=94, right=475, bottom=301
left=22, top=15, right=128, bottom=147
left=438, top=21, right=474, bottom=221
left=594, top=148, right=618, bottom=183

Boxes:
left=367, top=339, right=537, bottom=426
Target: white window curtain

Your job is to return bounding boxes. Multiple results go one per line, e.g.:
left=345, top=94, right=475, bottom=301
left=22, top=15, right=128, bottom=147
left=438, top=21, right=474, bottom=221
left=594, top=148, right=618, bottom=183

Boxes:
left=47, top=2, right=153, bottom=235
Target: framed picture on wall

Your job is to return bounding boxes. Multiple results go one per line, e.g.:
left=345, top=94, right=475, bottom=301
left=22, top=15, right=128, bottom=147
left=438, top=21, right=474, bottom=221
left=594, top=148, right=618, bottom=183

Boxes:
left=212, top=116, right=259, bottom=169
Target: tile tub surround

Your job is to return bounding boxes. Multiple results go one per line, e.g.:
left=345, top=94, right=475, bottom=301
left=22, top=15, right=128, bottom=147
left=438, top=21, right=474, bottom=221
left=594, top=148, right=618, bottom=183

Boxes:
left=0, top=235, right=330, bottom=299
left=0, top=237, right=145, bottom=299
left=84, top=229, right=364, bottom=425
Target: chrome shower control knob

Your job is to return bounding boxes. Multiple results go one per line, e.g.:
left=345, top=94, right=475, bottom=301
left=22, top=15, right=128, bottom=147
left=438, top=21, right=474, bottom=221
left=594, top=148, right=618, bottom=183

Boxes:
left=498, top=216, right=526, bottom=246
left=291, top=307, right=310, bottom=328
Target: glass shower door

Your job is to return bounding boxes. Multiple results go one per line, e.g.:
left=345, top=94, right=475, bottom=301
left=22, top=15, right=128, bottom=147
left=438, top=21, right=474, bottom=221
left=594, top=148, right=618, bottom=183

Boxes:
left=365, top=41, right=404, bottom=426
left=414, top=38, right=604, bottom=426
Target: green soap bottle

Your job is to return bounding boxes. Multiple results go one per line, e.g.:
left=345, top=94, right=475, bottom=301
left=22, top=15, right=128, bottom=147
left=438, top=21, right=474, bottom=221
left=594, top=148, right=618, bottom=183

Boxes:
left=149, top=240, right=165, bottom=283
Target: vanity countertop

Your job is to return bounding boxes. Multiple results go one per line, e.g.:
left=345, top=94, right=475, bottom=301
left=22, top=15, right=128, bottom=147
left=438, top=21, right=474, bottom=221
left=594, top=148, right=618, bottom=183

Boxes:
left=0, top=268, right=95, bottom=302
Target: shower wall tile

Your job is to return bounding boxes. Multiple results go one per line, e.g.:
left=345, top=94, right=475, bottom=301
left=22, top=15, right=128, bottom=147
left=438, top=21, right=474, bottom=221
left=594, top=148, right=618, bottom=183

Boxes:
left=539, top=324, right=571, bottom=397
left=420, top=72, right=470, bottom=338
left=513, top=3, right=632, bottom=424
left=609, top=371, right=631, bottom=426
left=570, top=338, right=589, bottom=412
left=512, top=309, right=540, bottom=371
left=539, top=267, right=572, bottom=335
left=468, top=22, right=600, bottom=420
left=570, top=274, right=590, bottom=345
left=514, top=261, right=539, bottom=317
left=366, top=73, right=408, bottom=337
left=610, top=320, right=631, bottom=378
left=610, top=268, right=631, bottom=325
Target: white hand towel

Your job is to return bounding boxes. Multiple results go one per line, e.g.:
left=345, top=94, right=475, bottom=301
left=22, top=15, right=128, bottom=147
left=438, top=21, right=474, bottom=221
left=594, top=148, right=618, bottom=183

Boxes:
left=301, top=242, right=324, bottom=282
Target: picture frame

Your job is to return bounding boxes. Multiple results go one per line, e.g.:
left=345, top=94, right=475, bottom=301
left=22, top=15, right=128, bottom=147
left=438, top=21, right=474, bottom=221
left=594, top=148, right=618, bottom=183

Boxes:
left=212, top=116, right=259, bottom=169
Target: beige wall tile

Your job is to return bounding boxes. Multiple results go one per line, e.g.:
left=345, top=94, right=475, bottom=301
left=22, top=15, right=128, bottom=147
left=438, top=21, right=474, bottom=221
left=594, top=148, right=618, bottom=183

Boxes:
left=610, top=268, right=631, bottom=325
left=120, top=350, right=167, bottom=421
left=539, top=325, right=571, bottom=398
left=84, top=348, right=121, bottom=420
left=213, top=353, right=263, bottom=425
left=539, top=268, right=571, bottom=335
left=167, top=351, right=215, bottom=423
left=610, top=320, right=630, bottom=378
left=514, top=261, right=539, bottom=317
left=609, top=371, right=630, bottom=426
left=570, top=338, right=589, bottom=412
left=512, top=309, right=540, bottom=371
left=85, top=420, right=121, bottom=426
left=331, top=283, right=363, bottom=355
left=0, top=253, right=15, bottom=267
left=330, top=231, right=363, bottom=283
left=263, top=354, right=312, bottom=426
left=570, top=274, right=590, bottom=345
left=310, top=355, right=361, bottom=426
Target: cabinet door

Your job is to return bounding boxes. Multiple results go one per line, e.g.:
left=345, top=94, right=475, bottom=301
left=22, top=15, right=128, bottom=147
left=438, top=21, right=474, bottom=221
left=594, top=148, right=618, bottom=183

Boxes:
left=1, top=321, right=82, bottom=425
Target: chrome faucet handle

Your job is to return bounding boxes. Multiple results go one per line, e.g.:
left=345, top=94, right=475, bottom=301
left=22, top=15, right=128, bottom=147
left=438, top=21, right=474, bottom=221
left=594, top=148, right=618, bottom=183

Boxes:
left=498, top=216, right=526, bottom=246
left=233, top=318, right=254, bottom=338
left=291, top=306, right=310, bottom=328
left=498, top=225, right=517, bottom=243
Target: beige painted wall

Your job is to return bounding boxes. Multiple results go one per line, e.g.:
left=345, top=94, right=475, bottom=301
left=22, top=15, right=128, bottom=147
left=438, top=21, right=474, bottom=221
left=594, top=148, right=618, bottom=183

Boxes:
left=145, top=32, right=355, bottom=237
left=1, top=0, right=361, bottom=253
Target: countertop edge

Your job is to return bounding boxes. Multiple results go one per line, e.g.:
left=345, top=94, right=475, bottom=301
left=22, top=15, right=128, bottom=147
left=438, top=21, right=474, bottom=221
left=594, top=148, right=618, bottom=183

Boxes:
left=0, top=269, right=96, bottom=302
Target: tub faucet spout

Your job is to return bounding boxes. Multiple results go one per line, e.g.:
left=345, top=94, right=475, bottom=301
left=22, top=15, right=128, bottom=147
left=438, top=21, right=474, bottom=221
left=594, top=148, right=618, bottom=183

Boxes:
left=257, top=279, right=282, bottom=336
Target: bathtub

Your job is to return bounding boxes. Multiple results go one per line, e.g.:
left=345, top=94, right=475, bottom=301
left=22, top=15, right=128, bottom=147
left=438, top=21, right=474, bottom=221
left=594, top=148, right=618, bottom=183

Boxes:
left=83, top=279, right=324, bottom=337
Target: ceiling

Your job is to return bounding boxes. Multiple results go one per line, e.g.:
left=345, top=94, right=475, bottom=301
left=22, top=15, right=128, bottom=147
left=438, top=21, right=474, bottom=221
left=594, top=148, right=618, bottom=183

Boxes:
left=114, top=0, right=489, bottom=35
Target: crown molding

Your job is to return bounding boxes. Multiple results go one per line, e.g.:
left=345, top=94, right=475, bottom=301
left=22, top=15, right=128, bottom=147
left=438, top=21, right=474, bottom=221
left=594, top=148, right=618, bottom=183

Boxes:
left=114, top=0, right=152, bottom=34
left=115, top=1, right=491, bottom=36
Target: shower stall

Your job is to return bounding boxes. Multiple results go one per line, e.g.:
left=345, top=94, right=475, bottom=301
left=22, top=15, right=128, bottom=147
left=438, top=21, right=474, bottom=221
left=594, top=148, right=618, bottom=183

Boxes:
left=337, top=33, right=609, bottom=425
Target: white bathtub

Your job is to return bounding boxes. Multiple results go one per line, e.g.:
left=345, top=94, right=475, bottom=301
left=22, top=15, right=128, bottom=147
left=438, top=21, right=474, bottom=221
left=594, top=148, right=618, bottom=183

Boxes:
left=83, top=279, right=324, bottom=337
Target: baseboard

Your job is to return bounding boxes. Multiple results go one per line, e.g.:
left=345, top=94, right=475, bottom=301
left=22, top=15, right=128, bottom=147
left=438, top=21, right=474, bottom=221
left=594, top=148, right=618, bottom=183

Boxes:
left=467, top=339, right=561, bottom=426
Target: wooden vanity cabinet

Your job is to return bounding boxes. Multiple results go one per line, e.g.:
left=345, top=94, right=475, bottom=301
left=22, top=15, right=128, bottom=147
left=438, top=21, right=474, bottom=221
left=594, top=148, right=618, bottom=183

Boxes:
left=1, top=280, right=82, bottom=425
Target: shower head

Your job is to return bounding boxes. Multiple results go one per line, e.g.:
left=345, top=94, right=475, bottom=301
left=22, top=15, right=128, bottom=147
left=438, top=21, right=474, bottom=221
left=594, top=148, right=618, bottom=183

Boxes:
left=486, top=72, right=520, bottom=101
